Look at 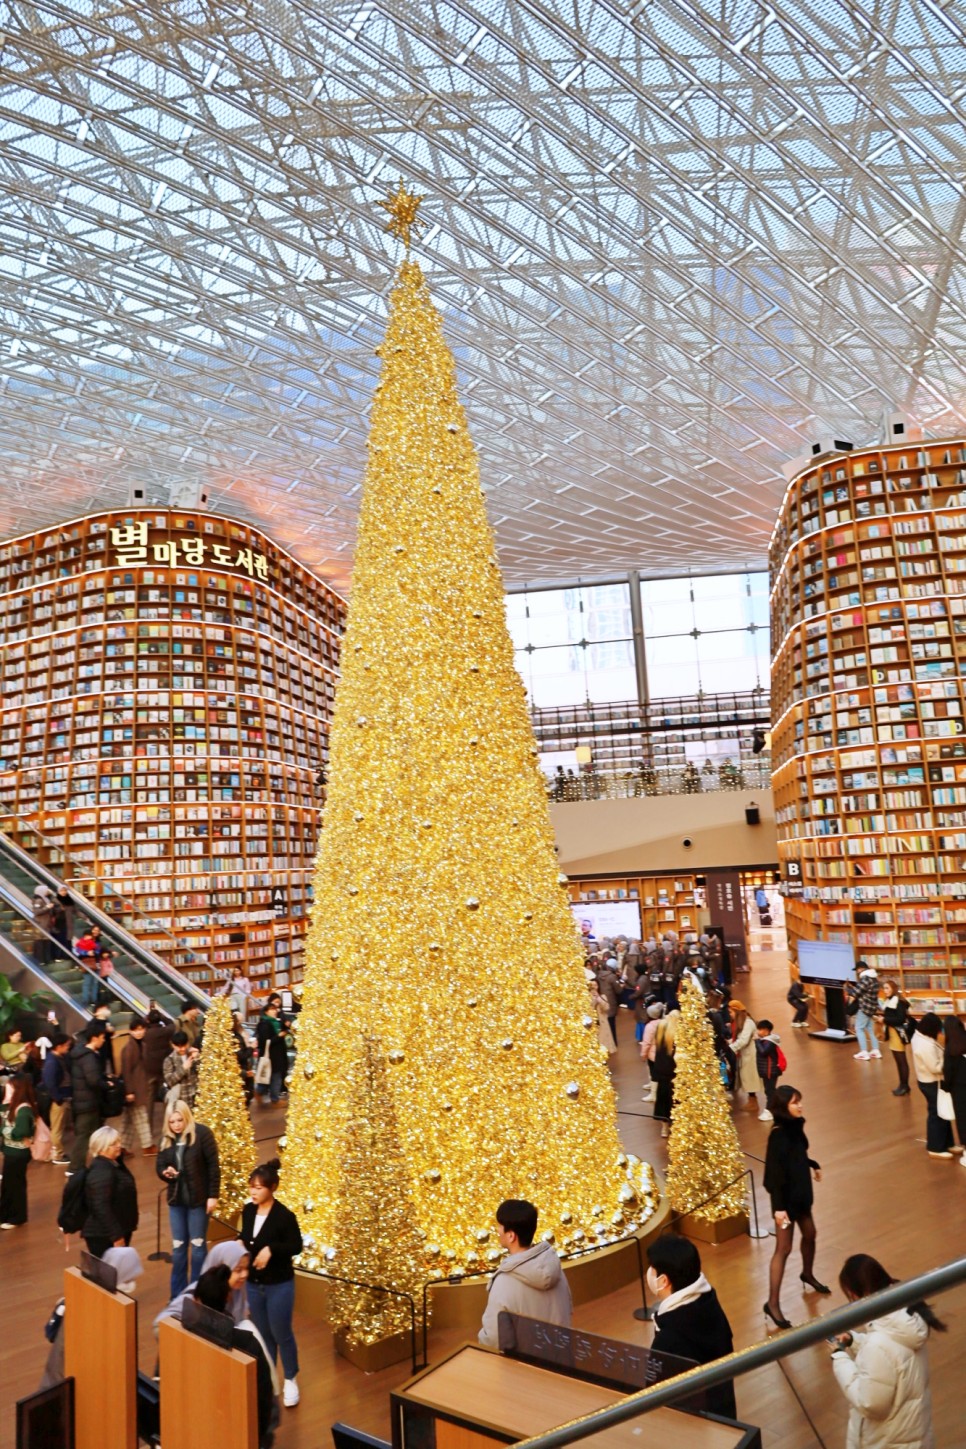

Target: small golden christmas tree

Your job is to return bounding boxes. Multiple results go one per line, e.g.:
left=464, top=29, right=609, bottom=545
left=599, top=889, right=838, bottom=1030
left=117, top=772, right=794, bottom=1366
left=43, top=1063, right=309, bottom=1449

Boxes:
left=195, top=996, right=256, bottom=1219
left=666, top=977, right=747, bottom=1223
left=284, top=186, right=654, bottom=1327
left=324, top=1036, right=426, bottom=1347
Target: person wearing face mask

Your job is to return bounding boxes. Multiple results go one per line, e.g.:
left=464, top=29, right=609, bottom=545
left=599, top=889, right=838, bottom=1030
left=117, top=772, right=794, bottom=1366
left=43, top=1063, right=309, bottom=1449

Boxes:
left=240, top=1158, right=303, bottom=1409
left=646, top=1235, right=736, bottom=1420
left=762, top=1085, right=828, bottom=1330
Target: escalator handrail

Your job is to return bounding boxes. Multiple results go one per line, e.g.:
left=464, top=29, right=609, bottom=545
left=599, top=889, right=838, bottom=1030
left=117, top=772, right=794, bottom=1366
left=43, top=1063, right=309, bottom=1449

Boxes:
left=0, top=830, right=210, bottom=1012
left=8, top=811, right=223, bottom=988
left=0, top=880, right=154, bottom=1021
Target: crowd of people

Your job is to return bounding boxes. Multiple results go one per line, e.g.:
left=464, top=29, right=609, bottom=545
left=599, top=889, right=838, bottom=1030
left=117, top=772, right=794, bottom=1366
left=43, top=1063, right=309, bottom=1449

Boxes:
left=0, top=989, right=304, bottom=1440
left=2, top=927, right=959, bottom=1445
left=577, top=933, right=957, bottom=1442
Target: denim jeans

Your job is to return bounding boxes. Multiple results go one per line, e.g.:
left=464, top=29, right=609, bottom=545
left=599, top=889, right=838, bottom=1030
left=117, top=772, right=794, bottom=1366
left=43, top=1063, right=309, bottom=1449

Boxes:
left=256, top=1069, right=285, bottom=1104
left=248, top=1278, right=299, bottom=1379
left=169, top=1203, right=209, bottom=1298
left=917, top=1080, right=954, bottom=1154
left=854, top=1011, right=877, bottom=1054
left=81, top=968, right=100, bottom=1007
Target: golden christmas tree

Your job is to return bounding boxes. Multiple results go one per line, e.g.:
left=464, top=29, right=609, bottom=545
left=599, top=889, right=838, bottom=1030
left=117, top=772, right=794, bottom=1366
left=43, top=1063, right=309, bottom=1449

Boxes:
left=283, top=186, right=655, bottom=1315
left=324, top=1036, right=426, bottom=1346
left=195, top=996, right=256, bottom=1218
left=666, top=977, right=747, bottom=1223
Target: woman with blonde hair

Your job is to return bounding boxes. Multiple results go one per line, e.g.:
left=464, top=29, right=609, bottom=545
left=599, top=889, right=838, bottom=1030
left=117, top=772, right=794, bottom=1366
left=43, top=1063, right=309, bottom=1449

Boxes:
left=729, top=999, right=759, bottom=1112
left=156, top=1100, right=220, bottom=1298
left=651, top=1010, right=679, bottom=1138
left=81, top=1125, right=139, bottom=1258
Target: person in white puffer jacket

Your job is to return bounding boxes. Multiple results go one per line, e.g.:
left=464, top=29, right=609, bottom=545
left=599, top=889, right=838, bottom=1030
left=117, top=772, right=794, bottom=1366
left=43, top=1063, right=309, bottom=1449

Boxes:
left=829, top=1253, right=945, bottom=1449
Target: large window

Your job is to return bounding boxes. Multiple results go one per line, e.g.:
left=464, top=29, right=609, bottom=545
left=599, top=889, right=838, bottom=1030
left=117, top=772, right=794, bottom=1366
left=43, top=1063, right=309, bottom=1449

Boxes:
left=640, top=572, right=769, bottom=697
left=506, top=583, right=636, bottom=707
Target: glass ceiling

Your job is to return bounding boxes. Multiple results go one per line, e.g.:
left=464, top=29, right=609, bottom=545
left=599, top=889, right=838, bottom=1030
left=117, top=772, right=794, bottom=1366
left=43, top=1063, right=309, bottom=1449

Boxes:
left=0, top=0, right=964, bottom=589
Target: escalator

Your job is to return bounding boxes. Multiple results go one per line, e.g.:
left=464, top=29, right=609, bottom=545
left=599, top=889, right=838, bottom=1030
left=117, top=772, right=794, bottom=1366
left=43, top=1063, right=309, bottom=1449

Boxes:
left=0, top=829, right=210, bottom=1024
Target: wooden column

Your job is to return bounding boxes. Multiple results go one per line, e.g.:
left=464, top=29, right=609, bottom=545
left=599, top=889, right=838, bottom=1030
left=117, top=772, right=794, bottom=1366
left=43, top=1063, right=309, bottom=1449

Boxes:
left=63, top=1266, right=137, bottom=1449
left=158, top=1317, right=257, bottom=1449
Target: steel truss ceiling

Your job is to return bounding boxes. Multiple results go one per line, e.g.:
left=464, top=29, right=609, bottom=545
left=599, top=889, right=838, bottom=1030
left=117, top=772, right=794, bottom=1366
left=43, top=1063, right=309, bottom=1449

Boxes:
left=0, top=0, right=964, bottom=588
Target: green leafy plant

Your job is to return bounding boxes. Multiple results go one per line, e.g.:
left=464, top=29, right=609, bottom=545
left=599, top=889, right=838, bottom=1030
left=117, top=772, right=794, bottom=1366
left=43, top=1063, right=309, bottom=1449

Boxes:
left=0, top=975, right=54, bottom=1038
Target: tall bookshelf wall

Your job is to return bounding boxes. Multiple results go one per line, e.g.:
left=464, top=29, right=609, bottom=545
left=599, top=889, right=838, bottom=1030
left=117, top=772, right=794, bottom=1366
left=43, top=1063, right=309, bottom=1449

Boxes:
left=769, top=436, right=966, bottom=1009
left=0, top=509, right=346, bottom=994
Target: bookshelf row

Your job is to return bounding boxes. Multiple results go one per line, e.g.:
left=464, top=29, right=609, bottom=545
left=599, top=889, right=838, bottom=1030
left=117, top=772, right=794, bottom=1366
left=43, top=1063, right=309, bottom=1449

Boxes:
left=770, top=438, right=966, bottom=1005
left=0, top=511, right=345, bottom=992
left=768, top=440, right=966, bottom=579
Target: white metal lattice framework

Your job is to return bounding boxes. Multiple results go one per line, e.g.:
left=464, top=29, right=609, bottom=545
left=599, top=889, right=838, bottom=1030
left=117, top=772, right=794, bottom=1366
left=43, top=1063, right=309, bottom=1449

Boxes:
left=0, top=0, right=964, bottom=589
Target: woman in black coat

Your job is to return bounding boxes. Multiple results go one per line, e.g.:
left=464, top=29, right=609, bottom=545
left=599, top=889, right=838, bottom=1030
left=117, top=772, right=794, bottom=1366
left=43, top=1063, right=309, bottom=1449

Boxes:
left=941, top=1015, right=966, bottom=1151
left=82, top=1126, right=139, bottom=1258
left=762, top=1085, right=828, bottom=1329
left=156, top=1101, right=221, bottom=1299
left=240, top=1157, right=303, bottom=1408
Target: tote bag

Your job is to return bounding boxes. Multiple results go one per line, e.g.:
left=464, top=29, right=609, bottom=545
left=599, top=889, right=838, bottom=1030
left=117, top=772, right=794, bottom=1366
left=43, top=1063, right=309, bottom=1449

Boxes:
left=254, top=1043, right=272, bottom=1087
left=936, top=1087, right=956, bottom=1122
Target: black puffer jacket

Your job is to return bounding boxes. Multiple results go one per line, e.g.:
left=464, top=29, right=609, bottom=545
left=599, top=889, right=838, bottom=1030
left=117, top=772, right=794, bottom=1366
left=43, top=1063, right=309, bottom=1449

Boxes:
left=70, top=1040, right=106, bottom=1118
left=156, top=1122, right=220, bottom=1208
left=82, top=1154, right=139, bottom=1243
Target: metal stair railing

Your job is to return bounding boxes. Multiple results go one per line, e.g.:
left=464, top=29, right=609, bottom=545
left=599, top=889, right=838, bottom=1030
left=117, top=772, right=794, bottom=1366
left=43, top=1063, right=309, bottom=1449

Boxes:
left=512, top=1255, right=966, bottom=1449
left=0, top=826, right=210, bottom=1013
left=8, top=812, right=225, bottom=989
left=0, top=882, right=149, bottom=1022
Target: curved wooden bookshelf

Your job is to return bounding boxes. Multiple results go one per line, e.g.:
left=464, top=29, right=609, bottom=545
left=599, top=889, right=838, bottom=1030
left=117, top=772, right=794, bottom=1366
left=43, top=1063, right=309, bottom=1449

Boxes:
left=769, top=436, right=966, bottom=1011
left=0, top=508, right=346, bottom=995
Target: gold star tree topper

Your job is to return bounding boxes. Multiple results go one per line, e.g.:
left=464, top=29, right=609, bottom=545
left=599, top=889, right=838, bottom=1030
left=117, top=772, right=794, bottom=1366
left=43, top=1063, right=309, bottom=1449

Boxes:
left=378, top=180, right=425, bottom=250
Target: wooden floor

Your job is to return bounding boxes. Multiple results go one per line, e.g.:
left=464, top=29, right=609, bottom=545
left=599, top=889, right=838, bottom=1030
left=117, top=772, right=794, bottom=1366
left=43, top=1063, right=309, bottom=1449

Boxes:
left=2, top=950, right=964, bottom=1448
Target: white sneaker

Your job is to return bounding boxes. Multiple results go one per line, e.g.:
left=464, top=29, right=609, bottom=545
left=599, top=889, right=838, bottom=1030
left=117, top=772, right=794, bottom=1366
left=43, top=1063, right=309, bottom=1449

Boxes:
left=758, top=1110, right=773, bottom=1122
left=283, top=1379, right=300, bottom=1408
left=0, top=1222, right=16, bottom=1230
left=960, top=1154, right=966, bottom=1167
left=870, top=1050, right=882, bottom=1059
left=853, top=1052, right=870, bottom=1060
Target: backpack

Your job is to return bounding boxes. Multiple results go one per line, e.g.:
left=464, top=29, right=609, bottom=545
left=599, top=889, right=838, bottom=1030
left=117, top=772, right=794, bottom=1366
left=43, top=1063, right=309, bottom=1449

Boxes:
left=100, top=1076, right=126, bottom=1118
left=58, top=1168, right=88, bottom=1235
left=776, top=1044, right=787, bottom=1073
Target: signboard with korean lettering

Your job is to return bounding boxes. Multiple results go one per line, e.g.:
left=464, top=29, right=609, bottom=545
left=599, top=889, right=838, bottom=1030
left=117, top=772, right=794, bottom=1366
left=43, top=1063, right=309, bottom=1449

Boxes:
left=705, top=867, right=748, bottom=972
left=110, top=522, right=269, bottom=580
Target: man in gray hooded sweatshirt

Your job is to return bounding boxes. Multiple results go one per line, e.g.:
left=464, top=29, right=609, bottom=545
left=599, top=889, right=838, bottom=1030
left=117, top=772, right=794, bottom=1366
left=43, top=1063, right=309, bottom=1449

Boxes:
left=479, top=1199, right=572, bottom=1347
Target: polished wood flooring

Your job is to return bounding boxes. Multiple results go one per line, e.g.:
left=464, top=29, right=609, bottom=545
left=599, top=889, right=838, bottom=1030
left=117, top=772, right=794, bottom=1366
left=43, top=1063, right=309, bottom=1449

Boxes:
left=2, top=951, right=963, bottom=1448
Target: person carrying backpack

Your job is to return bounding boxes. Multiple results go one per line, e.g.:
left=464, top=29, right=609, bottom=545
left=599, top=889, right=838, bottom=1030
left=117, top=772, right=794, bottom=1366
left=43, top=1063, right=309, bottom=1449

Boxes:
left=755, top=1019, right=786, bottom=1121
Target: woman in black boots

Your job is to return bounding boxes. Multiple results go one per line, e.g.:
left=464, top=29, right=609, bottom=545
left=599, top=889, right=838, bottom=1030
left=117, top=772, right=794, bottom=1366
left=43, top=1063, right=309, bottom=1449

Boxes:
left=763, top=1085, right=828, bottom=1329
left=881, top=981, right=913, bottom=1096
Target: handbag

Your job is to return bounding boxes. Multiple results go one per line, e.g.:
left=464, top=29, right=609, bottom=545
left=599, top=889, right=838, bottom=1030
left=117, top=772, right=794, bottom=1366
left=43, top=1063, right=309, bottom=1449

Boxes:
left=936, top=1087, right=956, bottom=1122
left=254, top=1043, right=272, bottom=1087
left=30, top=1117, right=53, bottom=1162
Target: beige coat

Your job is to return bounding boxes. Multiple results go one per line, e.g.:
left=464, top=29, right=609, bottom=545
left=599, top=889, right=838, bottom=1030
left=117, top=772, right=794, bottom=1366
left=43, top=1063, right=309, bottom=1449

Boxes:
left=732, top=1017, right=758, bottom=1094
